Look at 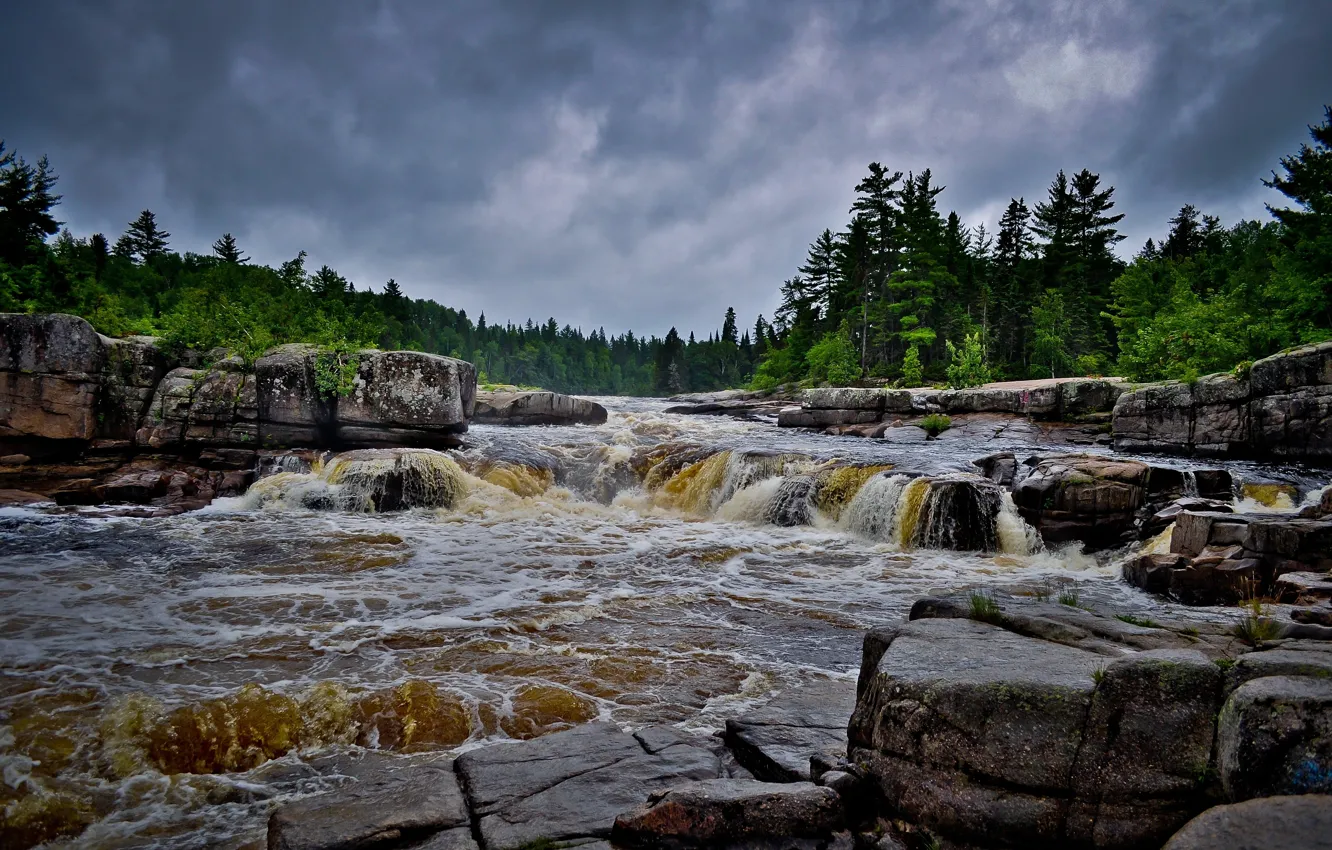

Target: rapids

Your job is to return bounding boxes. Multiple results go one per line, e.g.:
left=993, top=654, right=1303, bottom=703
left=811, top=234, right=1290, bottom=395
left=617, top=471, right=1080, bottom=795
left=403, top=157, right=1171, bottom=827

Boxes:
left=0, top=397, right=1322, bottom=848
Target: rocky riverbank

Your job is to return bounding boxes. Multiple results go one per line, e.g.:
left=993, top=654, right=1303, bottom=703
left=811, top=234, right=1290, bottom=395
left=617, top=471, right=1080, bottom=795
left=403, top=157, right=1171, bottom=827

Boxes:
left=0, top=313, right=605, bottom=511
left=262, top=593, right=1332, bottom=850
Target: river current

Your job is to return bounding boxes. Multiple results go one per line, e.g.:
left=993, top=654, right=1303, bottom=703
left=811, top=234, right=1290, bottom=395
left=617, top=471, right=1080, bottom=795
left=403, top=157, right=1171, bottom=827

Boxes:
left=1, top=398, right=1324, bottom=848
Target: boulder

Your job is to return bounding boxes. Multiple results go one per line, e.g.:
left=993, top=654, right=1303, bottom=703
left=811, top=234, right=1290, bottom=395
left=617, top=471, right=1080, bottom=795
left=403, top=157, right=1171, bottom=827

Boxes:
left=473, top=391, right=606, bottom=426
left=98, top=335, right=171, bottom=440
left=723, top=681, right=858, bottom=781
left=1162, top=795, right=1332, bottom=850
left=612, top=779, right=843, bottom=846
left=267, top=757, right=471, bottom=850
left=0, top=313, right=105, bottom=443
left=1012, top=455, right=1150, bottom=548
left=1217, top=675, right=1332, bottom=800
left=850, top=617, right=1225, bottom=847
left=454, top=723, right=722, bottom=850
left=337, top=350, right=476, bottom=446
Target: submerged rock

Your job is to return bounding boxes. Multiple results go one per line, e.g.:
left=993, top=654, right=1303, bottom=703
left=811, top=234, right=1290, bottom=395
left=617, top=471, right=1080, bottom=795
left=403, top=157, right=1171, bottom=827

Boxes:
left=250, top=448, right=468, bottom=512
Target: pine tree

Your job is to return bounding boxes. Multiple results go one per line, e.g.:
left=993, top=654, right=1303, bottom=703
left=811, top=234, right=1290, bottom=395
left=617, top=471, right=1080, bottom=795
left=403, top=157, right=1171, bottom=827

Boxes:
left=1163, top=205, right=1204, bottom=261
left=0, top=143, right=62, bottom=267
left=722, top=307, right=738, bottom=345
left=383, top=278, right=403, bottom=299
left=89, top=233, right=109, bottom=278
left=797, top=229, right=838, bottom=326
left=120, top=209, right=170, bottom=263
left=278, top=250, right=308, bottom=288
left=885, top=170, right=950, bottom=356
left=310, top=264, right=348, bottom=300
left=1262, top=105, right=1332, bottom=331
left=212, top=232, right=248, bottom=263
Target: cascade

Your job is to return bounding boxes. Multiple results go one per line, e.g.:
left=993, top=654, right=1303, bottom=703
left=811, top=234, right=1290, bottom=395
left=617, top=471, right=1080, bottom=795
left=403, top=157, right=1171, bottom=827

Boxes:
left=841, top=474, right=912, bottom=542
left=1182, top=470, right=1199, bottom=498
left=763, top=475, right=818, bottom=527
left=812, top=464, right=896, bottom=521
left=914, top=474, right=1004, bottom=553
left=715, top=451, right=810, bottom=509
left=655, top=451, right=732, bottom=514
left=246, top=448, right=467, bottom=512
left=841, top=472, right=1033, bottom=554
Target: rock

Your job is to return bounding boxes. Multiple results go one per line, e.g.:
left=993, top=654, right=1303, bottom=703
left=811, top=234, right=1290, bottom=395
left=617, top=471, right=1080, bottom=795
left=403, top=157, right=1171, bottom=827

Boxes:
left=454, top=723, right=723, bottom=850
left=1113, top=341, right=1332, bottom=462
left=473, top=391, right=606, bottom=426
left=0, top=488, right=50, bottom=506
left=1142, top=498, right=1232, bottom=538
left=1162, top=795, right=1332, bottom=850
left=1217, top=675, right=1332, bottom=800
left=1275, top=571, right=1332, bottom=604
left=1226, top=645, right=1332, bottom=691
left=611, top=779, right=843, bottom=846
left=1012, top=454, right=1150, bottom=548
left=99, top=335, right=171, bottom=440
left=337, top=350, right=476, bottom=446
left=801, top=388, right=911, bottom=413
left=0, top=313, right=105, bottom=442
left=267, top=758, right=470, bottom=850
left=973, top=452, right=1017, bottom=486
left=723, top=681, right=857, bottom=781
left=851, top=617, right=1225, bottom=847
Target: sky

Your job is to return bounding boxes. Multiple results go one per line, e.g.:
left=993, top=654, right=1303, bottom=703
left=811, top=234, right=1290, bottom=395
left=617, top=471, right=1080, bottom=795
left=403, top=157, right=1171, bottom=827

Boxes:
left=3, top=0, right=1330, bottom=340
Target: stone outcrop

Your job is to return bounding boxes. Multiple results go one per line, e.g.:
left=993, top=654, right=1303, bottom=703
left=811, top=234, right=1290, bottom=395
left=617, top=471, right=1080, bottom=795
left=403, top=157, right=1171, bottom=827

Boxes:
left=0, top=313, right=479, bottom=510
left=1113, top=340, right=1332, bottom=462
left=473, top=391, right=607, bottom=426
left=612, top=780, right=844, bottom=847
left=723, top=680, right=857, bottom=782
left=663, top=388, right=795, bottom=418
left=1127, top=509, right=1332, bottom=604
left=1010, top=454, right=1231, bottom=549
left=850, top=596, right=1332, bottom=849
left=780, top=379, right=1125, bottom=431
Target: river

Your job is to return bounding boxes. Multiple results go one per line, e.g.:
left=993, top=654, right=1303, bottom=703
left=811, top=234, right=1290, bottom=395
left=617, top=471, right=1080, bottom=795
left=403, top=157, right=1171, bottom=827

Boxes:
left=0, top=398, right=1322, bottom=848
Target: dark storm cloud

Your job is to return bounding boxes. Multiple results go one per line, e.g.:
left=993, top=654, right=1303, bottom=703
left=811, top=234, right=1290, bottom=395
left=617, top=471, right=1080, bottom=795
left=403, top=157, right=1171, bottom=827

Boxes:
left=2, top=0, right=1329, bottom=337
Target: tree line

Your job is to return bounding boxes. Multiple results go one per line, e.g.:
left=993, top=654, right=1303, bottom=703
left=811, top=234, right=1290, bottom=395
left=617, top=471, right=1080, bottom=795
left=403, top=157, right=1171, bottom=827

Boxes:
left=0, top=143, right=759, bottom=395
left=754, top=106, right=1332, bottom=388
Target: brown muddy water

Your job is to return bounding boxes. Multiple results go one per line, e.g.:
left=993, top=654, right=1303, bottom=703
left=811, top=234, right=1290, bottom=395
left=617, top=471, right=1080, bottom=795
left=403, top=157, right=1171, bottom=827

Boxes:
left=1, top=398, right=1323, bottom=848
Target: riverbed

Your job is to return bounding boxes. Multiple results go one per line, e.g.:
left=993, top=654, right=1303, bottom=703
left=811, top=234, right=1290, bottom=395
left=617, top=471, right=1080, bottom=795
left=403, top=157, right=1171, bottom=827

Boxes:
left=0, top=398, right=1322, bottom=848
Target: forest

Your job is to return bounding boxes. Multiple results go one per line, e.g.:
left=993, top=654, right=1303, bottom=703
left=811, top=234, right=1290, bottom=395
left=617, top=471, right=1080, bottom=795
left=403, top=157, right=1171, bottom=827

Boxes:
left=0, top=106, right=1328, bottom=396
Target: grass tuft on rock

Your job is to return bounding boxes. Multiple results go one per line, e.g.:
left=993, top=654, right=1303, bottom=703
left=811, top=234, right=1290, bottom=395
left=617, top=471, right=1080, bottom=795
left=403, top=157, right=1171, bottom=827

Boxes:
left=1057, top=587, right=1082, bottom=608
left=920, top=413, right=952, bottom=437
left=967, top=591, right=1004, bottom=625
left=1115, top=613, right=1160, bottom=629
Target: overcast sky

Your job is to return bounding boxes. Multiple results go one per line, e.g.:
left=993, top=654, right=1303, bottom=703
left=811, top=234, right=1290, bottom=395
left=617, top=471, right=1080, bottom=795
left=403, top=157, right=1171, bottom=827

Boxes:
left=3, top=1, right=1329, bottom=339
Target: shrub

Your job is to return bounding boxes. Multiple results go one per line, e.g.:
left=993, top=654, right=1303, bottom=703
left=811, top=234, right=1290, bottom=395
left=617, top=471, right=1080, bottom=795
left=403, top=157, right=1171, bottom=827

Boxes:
left=804, top=328, right=860, bottom=385
left=901, top=345, right=923, bottom=388
left=945, top=332, right=992, bottom=389
left=919, top=413, right=951, bottom=436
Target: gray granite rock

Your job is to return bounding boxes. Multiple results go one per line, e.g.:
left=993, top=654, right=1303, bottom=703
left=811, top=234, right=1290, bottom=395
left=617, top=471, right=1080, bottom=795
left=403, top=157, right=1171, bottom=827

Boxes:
left=472, top=390, right=606, bottom=426
left=455, top=723, right=723, bottom=850
left=1162, top=795, right=1332, bottom=850
left=723, top=681, right=857, bottom=781
left=267, top=758, right=468, bottom=850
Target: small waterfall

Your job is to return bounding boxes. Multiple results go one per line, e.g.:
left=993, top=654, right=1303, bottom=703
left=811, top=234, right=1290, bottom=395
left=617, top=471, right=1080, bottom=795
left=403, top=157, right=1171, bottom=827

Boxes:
left=763, top=475, right=817, bottom=527
left=256, top=450, right=326, bottom=479
left=716, top=451, right=807, bottom=509
left=655, top=451, right=732, bottom=515
left=812, top=464, right=896, bottom=522
left=247, top=448, right=467, bottom=512
left=841, top=472, right=1029, bottom=554
left=1182, top=470, right=1199, bottom=498
left=842, top=474, right=912, bottom=542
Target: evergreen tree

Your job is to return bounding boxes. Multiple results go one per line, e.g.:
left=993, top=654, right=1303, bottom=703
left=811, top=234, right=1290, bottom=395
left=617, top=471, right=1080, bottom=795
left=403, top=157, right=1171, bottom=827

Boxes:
left=212, top=232, right=248, bottom=263
left=120, top=210, right=170, bottom=263
left=310, top=264, right=348, bottom=300
left=0, top=142, right=62, bottom=267
left=1163, top=204, right=1205, bottom=261
left=797, top=229, right=838, bottom=325
left=1262, top=105, right=1332, bottom=331
left=884, top=170, right=950, bottom=356
left=383, top=278, right=403, bottom=299
left=721, top=307, right=738, bottom=345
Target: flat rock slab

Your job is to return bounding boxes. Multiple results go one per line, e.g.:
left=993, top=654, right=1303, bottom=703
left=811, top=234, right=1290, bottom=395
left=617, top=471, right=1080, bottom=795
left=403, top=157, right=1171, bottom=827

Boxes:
left=1162, top=795, right=1332, bottom=850
left=724, top=680, right=857, bottom=781
left=455, top=722, right=723, bottom=850
left=267, top=757, right=470, bottom=850
left=613, top=779, right=843, bottom=845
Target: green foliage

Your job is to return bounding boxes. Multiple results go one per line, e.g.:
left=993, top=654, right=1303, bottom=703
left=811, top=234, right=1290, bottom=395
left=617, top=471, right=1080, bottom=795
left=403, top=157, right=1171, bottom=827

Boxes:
left=901, top=345, right=922, bottom=387
left=314, top=346, right=362, bottom=398
left=804, top=327, right=860, bottom=385
left=1030, top=290, right=1074, bottom=378
left=967, top=591, right=1003, bottom=625
left=1234, top=597, right=1281, bottom=646
left=1092, top=664, right=1107, bottom=685
left=945, top=331, right=991, bottom=388
left=919, top=413, right=951, bottom=436
left=1058, top=587, right=1082, bottom=608
left=1114, top=613, right=1161, bottom=629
